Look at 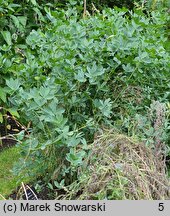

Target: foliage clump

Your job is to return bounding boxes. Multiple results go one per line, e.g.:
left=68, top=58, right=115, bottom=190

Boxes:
left=0, top=0, right=170, bottom=199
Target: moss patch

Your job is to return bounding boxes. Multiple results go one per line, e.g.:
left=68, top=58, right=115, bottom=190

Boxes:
left=0, top=147, right=29, bottom=199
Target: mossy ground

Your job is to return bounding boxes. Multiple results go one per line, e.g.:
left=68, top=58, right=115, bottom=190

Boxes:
left=0, top=147, right=30, bottom=199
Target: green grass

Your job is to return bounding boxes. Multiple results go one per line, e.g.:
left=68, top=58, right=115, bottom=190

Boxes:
left=0, top=146, right=30, bottom=199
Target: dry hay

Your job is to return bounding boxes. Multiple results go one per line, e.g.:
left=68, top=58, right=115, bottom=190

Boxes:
left=60, top=128, right=170, bottom=200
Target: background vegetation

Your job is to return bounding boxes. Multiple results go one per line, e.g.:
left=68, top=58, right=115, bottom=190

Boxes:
left=0, top=0, right=169, bottom=199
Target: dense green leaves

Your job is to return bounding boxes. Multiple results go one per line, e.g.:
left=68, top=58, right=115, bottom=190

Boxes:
left=0, top=2, right=169, bottom=193
left=1, top=31, right=12, bottom=46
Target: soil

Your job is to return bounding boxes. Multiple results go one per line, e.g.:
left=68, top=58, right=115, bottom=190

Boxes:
left=0, top=125, right=17, bottom=151
left=0, top=138, right=16, bottom=151
left=0, top=113, right=25, bottom=151
left=9, top=183, right=52, bottom=200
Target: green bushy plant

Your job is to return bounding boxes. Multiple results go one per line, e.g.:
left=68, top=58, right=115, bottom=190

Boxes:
left=0, top=3, right=169, bottom=194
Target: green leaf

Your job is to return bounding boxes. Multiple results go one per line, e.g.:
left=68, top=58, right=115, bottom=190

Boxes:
left=66, top=136, right=80, bottom=147
left=33, top=8, right=45, bottom=22
left=0, top=113, right=3, bottom=123
left=7, top=108, right=20, bottom=118
left=6, top=78, right=20, bottom=91
left=39, top=86, right=50, bottom=98
left=16, top=130, right=25, bottom=141
left=66, top=148, right=86, bottom=166
left=30, top=0, right=37, bottom=6
left=94, top=98, right=113, bottom=118
left=34, top=96, right=47, bottom=107
left=54, top=179, right=65, bottom=189
left=48, top=183, right=53, bottom=190
left=18, top=16, right=27, bottom=27
left=1, top=31, right=12, bottom=46
left=10, top=15, right=20, bottom=29
left=0, top=88, right=6, bottom=103
left=75, top=69, right=86, bottom=82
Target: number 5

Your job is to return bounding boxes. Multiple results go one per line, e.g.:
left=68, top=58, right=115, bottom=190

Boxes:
left=158, top=203, right=164, bottom=211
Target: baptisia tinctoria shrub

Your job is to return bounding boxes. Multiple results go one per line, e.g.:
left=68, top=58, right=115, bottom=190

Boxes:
left=5, top=8, right=170, bottom=183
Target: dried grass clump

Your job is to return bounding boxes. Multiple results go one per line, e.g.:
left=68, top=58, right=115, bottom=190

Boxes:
left=61, top=128, right=170, bottom=200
